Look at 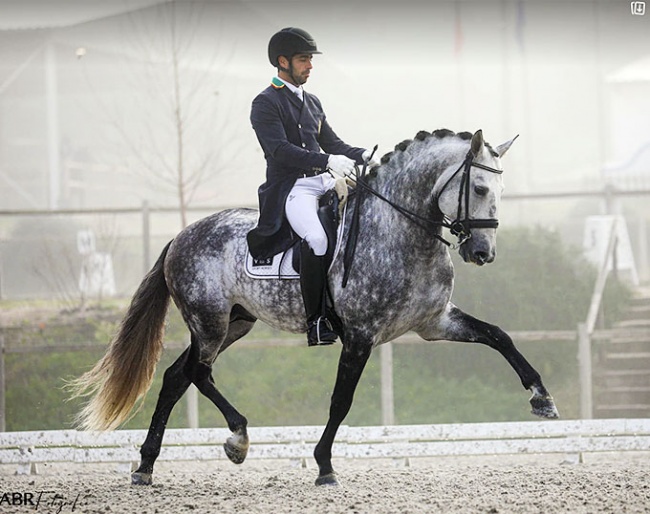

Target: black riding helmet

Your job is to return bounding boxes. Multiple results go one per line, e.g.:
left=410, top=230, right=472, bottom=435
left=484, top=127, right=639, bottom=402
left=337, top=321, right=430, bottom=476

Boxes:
left=268, top=27, right=322, bottom=68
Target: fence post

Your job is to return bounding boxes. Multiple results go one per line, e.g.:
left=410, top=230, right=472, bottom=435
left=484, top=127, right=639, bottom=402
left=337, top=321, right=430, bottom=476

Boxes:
left=0, top=249, right=3, bottom=301
left=186, top=335, right=199, bottom=428
left=380, top=342, right=395, bottom=425
left=186, top=385, right=199, bottom=429
left=638, top=217, right=648, bottom=282
left=0, top=332, right=5, bottom=431
left=577, top=322, right=593, bottom=419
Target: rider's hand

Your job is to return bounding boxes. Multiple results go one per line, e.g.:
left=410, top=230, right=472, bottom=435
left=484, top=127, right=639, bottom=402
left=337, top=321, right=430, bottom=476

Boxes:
left=362, top=149, right=380, bottom=168
left=327, top=154, right=355, bottom=177
left=334, top=178, right=350, bottom=218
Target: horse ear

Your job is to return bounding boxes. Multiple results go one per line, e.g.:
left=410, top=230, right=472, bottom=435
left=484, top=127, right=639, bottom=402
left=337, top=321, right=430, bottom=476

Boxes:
left=470, top=129, right=484, bottom=157
left=495, top=134, right=519, bottom=158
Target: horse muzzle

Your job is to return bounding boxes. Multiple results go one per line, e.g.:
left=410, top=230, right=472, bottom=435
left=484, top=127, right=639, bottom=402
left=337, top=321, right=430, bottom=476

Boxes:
left=459, top=237, right=496, bottom=266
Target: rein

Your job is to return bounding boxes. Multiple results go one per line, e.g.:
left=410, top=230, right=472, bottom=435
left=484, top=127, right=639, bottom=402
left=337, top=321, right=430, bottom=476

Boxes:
left=342, top=148, right=503, bottom=287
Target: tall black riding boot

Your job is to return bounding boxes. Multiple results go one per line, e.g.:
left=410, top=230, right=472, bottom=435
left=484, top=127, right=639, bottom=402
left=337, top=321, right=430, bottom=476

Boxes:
left=300, top=242, right=338, bottom=346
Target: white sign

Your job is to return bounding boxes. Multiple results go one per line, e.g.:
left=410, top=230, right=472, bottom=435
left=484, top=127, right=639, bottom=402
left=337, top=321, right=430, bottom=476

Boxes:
left=79, top=252, right=116, bottom=297
left=77, top=229, right=96, bottom=255
left=583, top=215, right=639, bottom=285
left=77, top=229, right=116, bottom=297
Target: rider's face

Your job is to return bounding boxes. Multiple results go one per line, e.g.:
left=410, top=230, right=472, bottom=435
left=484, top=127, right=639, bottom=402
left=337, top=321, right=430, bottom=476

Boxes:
left=281, top=53, right=313, bottom=86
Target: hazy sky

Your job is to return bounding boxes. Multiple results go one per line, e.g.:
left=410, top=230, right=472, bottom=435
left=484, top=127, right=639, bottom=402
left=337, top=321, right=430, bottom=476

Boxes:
left=0, top=1, right=649, bottom=296
left=1, top=1, right=649, bottom=215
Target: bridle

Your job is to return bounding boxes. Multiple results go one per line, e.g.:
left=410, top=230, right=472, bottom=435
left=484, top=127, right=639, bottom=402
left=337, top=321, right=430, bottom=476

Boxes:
left=350, top=148, right=503, bottom=247
left=433, top=150, right=504, bottom=246
left=341, top=147, right=503, bottom=287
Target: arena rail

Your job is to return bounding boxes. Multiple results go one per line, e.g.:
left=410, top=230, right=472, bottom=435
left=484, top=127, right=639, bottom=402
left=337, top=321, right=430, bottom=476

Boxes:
left=1, top=418, right=649, bottom=474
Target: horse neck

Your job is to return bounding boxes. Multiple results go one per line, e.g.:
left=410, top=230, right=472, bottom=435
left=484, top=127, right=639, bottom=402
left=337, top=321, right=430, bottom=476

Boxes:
left=371, top=141, right=465, bottom=218
left=357, top=143, right=463, bottom=250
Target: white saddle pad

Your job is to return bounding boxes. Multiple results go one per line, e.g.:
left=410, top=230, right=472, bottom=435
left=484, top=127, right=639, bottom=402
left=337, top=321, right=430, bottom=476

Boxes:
left=245, top=205, right=347, bottom=280
left=245, top=246, right=301, bottom=279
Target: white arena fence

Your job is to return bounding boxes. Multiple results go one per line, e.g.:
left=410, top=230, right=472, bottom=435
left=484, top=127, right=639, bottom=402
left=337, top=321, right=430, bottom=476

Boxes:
left=1, top=419, right=649, bottom=474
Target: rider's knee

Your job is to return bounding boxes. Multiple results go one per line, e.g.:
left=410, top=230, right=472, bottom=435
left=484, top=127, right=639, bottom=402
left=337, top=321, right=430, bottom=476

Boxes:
left=304, top=232, right=328, bottom=256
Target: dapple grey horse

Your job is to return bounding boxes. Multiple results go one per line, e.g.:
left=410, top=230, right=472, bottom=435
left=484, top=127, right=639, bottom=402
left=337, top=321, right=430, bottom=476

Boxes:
left=70, top=129, right=559, bottom=487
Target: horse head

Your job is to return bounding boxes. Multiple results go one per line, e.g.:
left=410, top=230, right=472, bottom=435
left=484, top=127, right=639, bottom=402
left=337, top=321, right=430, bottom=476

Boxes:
left=432, top=130, right=518, bottom=266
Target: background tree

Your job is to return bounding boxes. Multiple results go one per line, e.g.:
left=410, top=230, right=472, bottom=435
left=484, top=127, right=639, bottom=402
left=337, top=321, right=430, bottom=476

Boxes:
left=82, top=0, right=237, bottom=228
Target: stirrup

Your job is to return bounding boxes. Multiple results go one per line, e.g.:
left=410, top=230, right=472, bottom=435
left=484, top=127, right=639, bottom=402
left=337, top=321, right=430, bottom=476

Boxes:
left=307, top=317, right=337, bottom=347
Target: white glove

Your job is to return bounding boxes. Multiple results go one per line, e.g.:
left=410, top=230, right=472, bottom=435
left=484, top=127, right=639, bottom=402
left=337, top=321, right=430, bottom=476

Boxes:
left=327, top=154, right=355, bottom=177
left=334, top=177, right=350, bottom=217
left=362, top=149, right=380, bottom=168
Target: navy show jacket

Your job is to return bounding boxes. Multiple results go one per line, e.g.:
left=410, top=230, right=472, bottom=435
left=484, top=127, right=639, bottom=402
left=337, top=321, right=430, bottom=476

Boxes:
left=247, top=78, right=365, bottom=259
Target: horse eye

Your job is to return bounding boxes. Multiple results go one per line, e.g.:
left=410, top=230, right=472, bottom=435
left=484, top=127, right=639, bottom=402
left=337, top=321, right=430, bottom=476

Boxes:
left=474, top=185, right=489, bottom=196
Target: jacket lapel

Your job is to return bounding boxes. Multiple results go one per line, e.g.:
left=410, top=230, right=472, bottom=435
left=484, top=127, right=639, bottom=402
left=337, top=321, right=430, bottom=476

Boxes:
left=280, top=86, right=304, bottom=111
left=271, top=76, right=304, bottom=110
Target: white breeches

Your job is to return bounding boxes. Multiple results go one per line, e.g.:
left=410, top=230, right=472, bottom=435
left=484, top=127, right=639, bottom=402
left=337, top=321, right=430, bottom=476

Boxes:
left=285, top=173, right=336, bottom=256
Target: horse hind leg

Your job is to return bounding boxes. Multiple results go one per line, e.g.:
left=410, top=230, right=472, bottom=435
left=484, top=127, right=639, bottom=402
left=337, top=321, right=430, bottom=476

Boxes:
left=131, top=306, right=256, bottom=485
left=186, top=309, right=256, bottom=465
left=132, top=347, right=192, bottom=485
left=185, top=348, right=251, bottom=465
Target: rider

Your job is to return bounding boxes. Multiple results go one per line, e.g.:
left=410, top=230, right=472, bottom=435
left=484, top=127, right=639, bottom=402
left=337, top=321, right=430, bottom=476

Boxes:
left=247, top=27, right=377, bottom=346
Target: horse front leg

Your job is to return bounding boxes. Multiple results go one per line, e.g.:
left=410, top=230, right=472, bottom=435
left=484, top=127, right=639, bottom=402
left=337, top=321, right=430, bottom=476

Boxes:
left=314, top=340, right=372, bottom=486
left=421, top=304, right=559, bottom=419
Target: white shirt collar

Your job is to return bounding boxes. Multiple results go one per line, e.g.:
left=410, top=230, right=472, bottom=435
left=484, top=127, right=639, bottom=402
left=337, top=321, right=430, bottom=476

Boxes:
left=277, top=76, right=304, bottom=101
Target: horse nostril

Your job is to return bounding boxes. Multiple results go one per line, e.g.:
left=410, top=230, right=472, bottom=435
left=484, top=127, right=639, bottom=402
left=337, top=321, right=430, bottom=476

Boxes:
left=474, top=251, right=489, bottom=265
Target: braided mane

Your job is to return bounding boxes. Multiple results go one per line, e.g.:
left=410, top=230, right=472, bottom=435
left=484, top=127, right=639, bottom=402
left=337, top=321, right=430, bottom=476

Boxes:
left=379, top=128, right=473, bottom=166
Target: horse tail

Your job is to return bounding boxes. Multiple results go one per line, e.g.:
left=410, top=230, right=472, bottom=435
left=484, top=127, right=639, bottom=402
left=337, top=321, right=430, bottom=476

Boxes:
left=68, top=241, right=173, bottom=431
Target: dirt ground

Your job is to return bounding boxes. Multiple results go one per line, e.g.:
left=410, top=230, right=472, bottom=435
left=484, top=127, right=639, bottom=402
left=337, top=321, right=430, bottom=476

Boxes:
left=0, top=453, right=648, bottom=514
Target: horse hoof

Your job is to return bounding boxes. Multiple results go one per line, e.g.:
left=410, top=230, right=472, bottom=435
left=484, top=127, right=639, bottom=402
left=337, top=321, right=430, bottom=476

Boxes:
left=131, top=472, right=153, bottom=486
left=530, top=394, right=560, bottom=419
left=223, top=432, right=249, bottom=465
left=315, top=472, right=339, bottom=487
left=223, top=442, right=248, bottom=464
